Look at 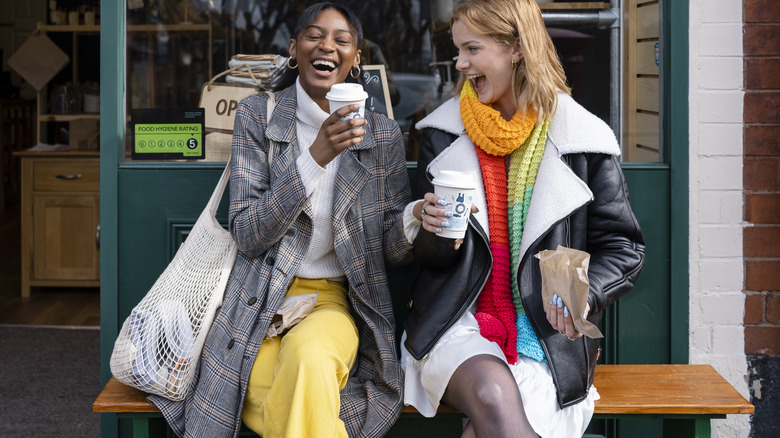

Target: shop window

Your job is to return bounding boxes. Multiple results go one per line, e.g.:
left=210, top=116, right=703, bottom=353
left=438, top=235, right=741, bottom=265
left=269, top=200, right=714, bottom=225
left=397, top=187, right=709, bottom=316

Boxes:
left=122, top=0, right=661, bottom=164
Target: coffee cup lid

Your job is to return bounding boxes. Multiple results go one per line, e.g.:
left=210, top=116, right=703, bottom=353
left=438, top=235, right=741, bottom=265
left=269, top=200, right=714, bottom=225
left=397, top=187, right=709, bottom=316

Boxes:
left=326, top=83, right=368, bottom=102
left=432, top=170, right=475, bottom=189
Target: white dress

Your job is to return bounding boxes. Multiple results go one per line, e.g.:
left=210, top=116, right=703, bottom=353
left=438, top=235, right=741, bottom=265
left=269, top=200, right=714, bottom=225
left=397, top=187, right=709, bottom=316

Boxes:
left=400, top=309, right=600, bottom=438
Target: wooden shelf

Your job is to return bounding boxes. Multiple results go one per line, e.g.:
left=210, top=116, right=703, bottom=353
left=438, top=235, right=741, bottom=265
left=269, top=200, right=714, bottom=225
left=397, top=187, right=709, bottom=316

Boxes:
left=39, top=113, right=100, bottom=122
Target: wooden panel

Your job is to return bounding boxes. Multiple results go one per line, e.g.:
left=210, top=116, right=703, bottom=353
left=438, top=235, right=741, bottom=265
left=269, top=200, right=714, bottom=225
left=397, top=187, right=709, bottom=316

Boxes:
left=33, top=193, right=99, bottom=280
left=636, top=147, right=660, bottom=162
left=636, top=77, right=659, bottom=113
left=637, top=3, right=660, bottom=39
left=33, top=158, right=100, bottom=192
left=637, top=40, right=660, bottom=75
left=637, top=112, right=660, bottom=151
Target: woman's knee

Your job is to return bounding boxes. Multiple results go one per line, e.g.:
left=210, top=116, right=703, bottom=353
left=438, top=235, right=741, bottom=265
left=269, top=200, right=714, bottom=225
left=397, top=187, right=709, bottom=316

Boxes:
left=472, top=381, right=516, bottom=412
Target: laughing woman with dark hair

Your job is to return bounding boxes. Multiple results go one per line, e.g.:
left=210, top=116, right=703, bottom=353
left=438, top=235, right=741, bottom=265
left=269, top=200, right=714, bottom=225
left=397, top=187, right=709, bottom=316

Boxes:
left=150, top=3, right=413, bottom=437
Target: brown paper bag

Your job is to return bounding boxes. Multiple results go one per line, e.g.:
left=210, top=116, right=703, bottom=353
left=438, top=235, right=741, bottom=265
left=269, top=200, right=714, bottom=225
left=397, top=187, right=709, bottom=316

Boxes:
left=265, top=293, right=318, bottom=338
left=535, top=245, right=603, bottom=338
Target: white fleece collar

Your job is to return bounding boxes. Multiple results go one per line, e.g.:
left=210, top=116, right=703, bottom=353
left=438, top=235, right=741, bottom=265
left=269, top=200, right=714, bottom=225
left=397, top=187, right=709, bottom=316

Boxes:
left=415, top=92, right=620, bottom=157
left=416, top=92, right=619, bottom=262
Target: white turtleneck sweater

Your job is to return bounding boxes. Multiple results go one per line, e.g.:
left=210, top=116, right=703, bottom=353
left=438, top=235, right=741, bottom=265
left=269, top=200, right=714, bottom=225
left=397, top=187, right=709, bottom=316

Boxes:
left=293, top=78, right=345, bottom=280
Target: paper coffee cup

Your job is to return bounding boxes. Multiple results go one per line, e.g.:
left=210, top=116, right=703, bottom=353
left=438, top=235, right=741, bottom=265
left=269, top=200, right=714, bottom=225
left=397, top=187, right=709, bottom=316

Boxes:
left=326, top=83, right=368, bottom=123
left=432, top=170, right=476, bottom=239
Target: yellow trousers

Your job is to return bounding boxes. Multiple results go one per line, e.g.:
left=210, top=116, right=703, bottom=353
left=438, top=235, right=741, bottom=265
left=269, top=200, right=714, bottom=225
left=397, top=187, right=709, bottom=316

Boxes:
left=242, top=277, right=358, bottom=438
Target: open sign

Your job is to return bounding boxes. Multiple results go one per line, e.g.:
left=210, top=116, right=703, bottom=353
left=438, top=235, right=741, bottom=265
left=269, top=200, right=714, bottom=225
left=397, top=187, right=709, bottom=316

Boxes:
left=199, top=82, right=259, bottom=133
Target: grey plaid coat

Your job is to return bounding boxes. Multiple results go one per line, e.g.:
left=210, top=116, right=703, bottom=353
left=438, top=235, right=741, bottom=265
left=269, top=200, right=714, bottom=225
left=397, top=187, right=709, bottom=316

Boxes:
left=150, top=85, right=414, bottom=437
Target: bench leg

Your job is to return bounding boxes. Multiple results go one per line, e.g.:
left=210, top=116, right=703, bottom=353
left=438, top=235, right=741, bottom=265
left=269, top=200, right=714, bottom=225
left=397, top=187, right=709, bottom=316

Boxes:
left=663, top=418, right=711, bottom=438
left=132, top=417, right=151, bottom=438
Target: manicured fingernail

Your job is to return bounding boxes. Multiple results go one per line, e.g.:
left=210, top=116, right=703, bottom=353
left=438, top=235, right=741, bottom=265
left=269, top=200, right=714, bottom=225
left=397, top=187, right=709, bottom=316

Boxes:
left=564, top=307, right=569, bottom=318
left=435, top=228, right=442, bottom=233
left=437, top=199, right=448, bottom=206
left=556, top=297, right=563, bottom=308
left=441, top=221, right=449, bottom=227
left=552, top=293, right=558, bottom=302
left=444, top=211, right=453, bottom=217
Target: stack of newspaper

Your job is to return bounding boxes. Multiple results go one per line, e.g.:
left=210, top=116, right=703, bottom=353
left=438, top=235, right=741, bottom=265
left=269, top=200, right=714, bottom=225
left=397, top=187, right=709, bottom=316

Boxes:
left=226, top=54, right=288, bottom=90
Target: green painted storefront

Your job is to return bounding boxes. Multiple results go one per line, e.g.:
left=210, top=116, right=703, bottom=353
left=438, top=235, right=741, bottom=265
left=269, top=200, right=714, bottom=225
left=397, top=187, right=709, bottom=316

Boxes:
left=98, top=2, right=689, bottom=437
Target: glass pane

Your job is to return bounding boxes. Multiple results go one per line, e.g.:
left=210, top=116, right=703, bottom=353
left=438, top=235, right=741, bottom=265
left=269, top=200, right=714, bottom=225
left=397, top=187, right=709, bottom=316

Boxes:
left=121, top=0, right=662, bottom=163
left=622, top=0, right=662, bottom=162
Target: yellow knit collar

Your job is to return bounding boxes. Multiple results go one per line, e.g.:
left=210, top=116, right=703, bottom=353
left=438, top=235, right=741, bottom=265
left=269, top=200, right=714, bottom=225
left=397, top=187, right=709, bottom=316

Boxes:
left=460, top=80, right=537, bottom=157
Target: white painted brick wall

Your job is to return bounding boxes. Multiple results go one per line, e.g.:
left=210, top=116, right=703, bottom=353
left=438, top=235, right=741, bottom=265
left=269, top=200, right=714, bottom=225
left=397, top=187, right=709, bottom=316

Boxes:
left=689, top=1, right=749, bottom=436
left=698, top=123, right=743, bottom=156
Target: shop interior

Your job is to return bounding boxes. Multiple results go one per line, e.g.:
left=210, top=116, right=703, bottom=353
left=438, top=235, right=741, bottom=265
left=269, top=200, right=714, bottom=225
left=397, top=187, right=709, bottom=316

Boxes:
left=0, top=0, right=652, bottom=326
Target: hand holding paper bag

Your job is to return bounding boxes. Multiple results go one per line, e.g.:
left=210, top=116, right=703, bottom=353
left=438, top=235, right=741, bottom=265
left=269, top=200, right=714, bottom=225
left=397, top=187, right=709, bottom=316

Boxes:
left=536, top=245, right=603, bottom=339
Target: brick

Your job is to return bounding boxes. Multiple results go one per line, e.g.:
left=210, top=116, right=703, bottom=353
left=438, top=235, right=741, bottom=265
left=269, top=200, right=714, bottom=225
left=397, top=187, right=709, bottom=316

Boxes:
left=700, top=157, right=743, bottom=190
left=745, top=260, right=780, bottom=291
left=700, top=293, right=747, bottom=325
left=745, top=59, right=780, bottom=90
left=698, top=258, right=744, bottom=290
left=744, top=326, right=780, bottom=355
left=743, top=25, right=780, bottom=56
left=767, top=293, right=780, bottom=324
left=744, top=125, right=780, bottom=156
left=700, top=91, right=744, bottom=123
left=699, top=58, right=742, bottom=90
left=744, top=293, right=764, bottom=325
left=745, top=0, right=780, bottom=23
left=744, top=92, right=780, bottom=124
left=699, top=225, right=743, bottom=257
left=700, top=23, right=744, bottom=57
left=713, top=326, right=747, bottom=356
left=744, top=226, right=780, bottom=257
left=700, top=124, right=743, bottom=156
left=744, top=193, right=780, bottom=224
left=743, top=157, right=780, bottom=190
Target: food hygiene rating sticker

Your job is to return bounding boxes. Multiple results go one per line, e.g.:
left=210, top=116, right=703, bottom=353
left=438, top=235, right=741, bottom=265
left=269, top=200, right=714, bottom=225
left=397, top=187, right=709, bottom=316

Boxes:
left=131, top=108, right=205, bottom=160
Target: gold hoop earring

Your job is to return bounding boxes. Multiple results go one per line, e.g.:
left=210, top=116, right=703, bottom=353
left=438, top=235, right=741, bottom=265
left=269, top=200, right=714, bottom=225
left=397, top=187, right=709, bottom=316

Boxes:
left=286, top=57, right=298, bottom=69
left=350, top=65, right=361, bottom=78
left=512, top=60, right=518, bottom=68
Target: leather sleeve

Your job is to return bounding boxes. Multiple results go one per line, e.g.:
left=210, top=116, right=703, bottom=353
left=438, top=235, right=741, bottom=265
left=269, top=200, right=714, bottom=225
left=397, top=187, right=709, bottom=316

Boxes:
left=568, top=153, right=646, bottom=315
left=415, top=128, right=457, bottom=197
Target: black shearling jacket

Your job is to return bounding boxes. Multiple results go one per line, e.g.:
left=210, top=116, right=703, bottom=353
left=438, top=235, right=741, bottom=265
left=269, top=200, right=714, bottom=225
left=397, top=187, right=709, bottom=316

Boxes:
left=401, top=95, right=646, bottom=408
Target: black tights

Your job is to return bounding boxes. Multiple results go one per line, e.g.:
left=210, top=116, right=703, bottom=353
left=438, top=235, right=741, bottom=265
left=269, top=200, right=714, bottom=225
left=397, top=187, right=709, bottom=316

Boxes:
left=441, top=354, right=537, bottom=438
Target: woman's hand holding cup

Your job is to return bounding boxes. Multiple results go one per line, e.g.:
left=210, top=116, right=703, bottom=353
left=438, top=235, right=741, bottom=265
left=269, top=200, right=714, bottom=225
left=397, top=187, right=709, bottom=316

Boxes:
left=310, top=104, right=366, bottom=167
left=415, top=193, right=478, bottom=250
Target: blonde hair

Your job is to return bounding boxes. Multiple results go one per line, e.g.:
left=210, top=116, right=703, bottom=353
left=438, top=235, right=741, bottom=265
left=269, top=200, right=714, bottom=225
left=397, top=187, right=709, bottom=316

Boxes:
left=450, top=0, right=570, bottom=121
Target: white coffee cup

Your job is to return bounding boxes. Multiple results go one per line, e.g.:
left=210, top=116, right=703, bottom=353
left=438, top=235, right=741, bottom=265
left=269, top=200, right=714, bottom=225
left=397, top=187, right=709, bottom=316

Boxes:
left=432, top=170, right=476, bottom=239
left=326, top=83, right=368, bottom=124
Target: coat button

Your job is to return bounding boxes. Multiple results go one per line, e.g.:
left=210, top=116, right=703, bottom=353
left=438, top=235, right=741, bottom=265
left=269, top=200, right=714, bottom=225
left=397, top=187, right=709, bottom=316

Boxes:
left=227, top=339, right=235, bottom=349
left=285, top=228, right=295, bottom=236
left=247, top=297, right=257, bottom=306
left=266, top=257, right=275, bottom=266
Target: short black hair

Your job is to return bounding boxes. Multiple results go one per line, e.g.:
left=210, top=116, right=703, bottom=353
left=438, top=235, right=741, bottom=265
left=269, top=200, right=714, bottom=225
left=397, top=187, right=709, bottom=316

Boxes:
left=294, top=2, right=364, bottom=48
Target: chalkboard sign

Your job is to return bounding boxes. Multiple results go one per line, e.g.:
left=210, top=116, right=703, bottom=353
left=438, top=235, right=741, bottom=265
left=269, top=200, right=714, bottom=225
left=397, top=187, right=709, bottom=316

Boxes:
left=361, top=64, right=394, bottom=120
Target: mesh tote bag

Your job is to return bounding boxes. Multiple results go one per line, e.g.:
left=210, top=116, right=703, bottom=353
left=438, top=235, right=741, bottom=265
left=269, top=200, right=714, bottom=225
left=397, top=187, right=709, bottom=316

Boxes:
left=110, top=162, right=237, bottom=401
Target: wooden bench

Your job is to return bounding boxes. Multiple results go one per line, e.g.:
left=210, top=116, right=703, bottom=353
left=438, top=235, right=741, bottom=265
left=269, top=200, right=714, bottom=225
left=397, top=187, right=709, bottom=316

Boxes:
left=94, top=364, right=752, bottom=438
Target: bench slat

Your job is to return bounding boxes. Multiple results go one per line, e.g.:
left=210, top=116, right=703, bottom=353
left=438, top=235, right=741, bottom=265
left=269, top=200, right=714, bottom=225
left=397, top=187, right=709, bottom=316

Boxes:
left=591, top=364, right=753, bottom=415
left=93, top=364, right=754, bottom=416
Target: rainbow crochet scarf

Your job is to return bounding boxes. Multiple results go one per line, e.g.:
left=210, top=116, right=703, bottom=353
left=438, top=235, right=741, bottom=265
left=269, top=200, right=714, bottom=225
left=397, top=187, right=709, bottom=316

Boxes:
left=460, top=80, right=548, bottom=364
